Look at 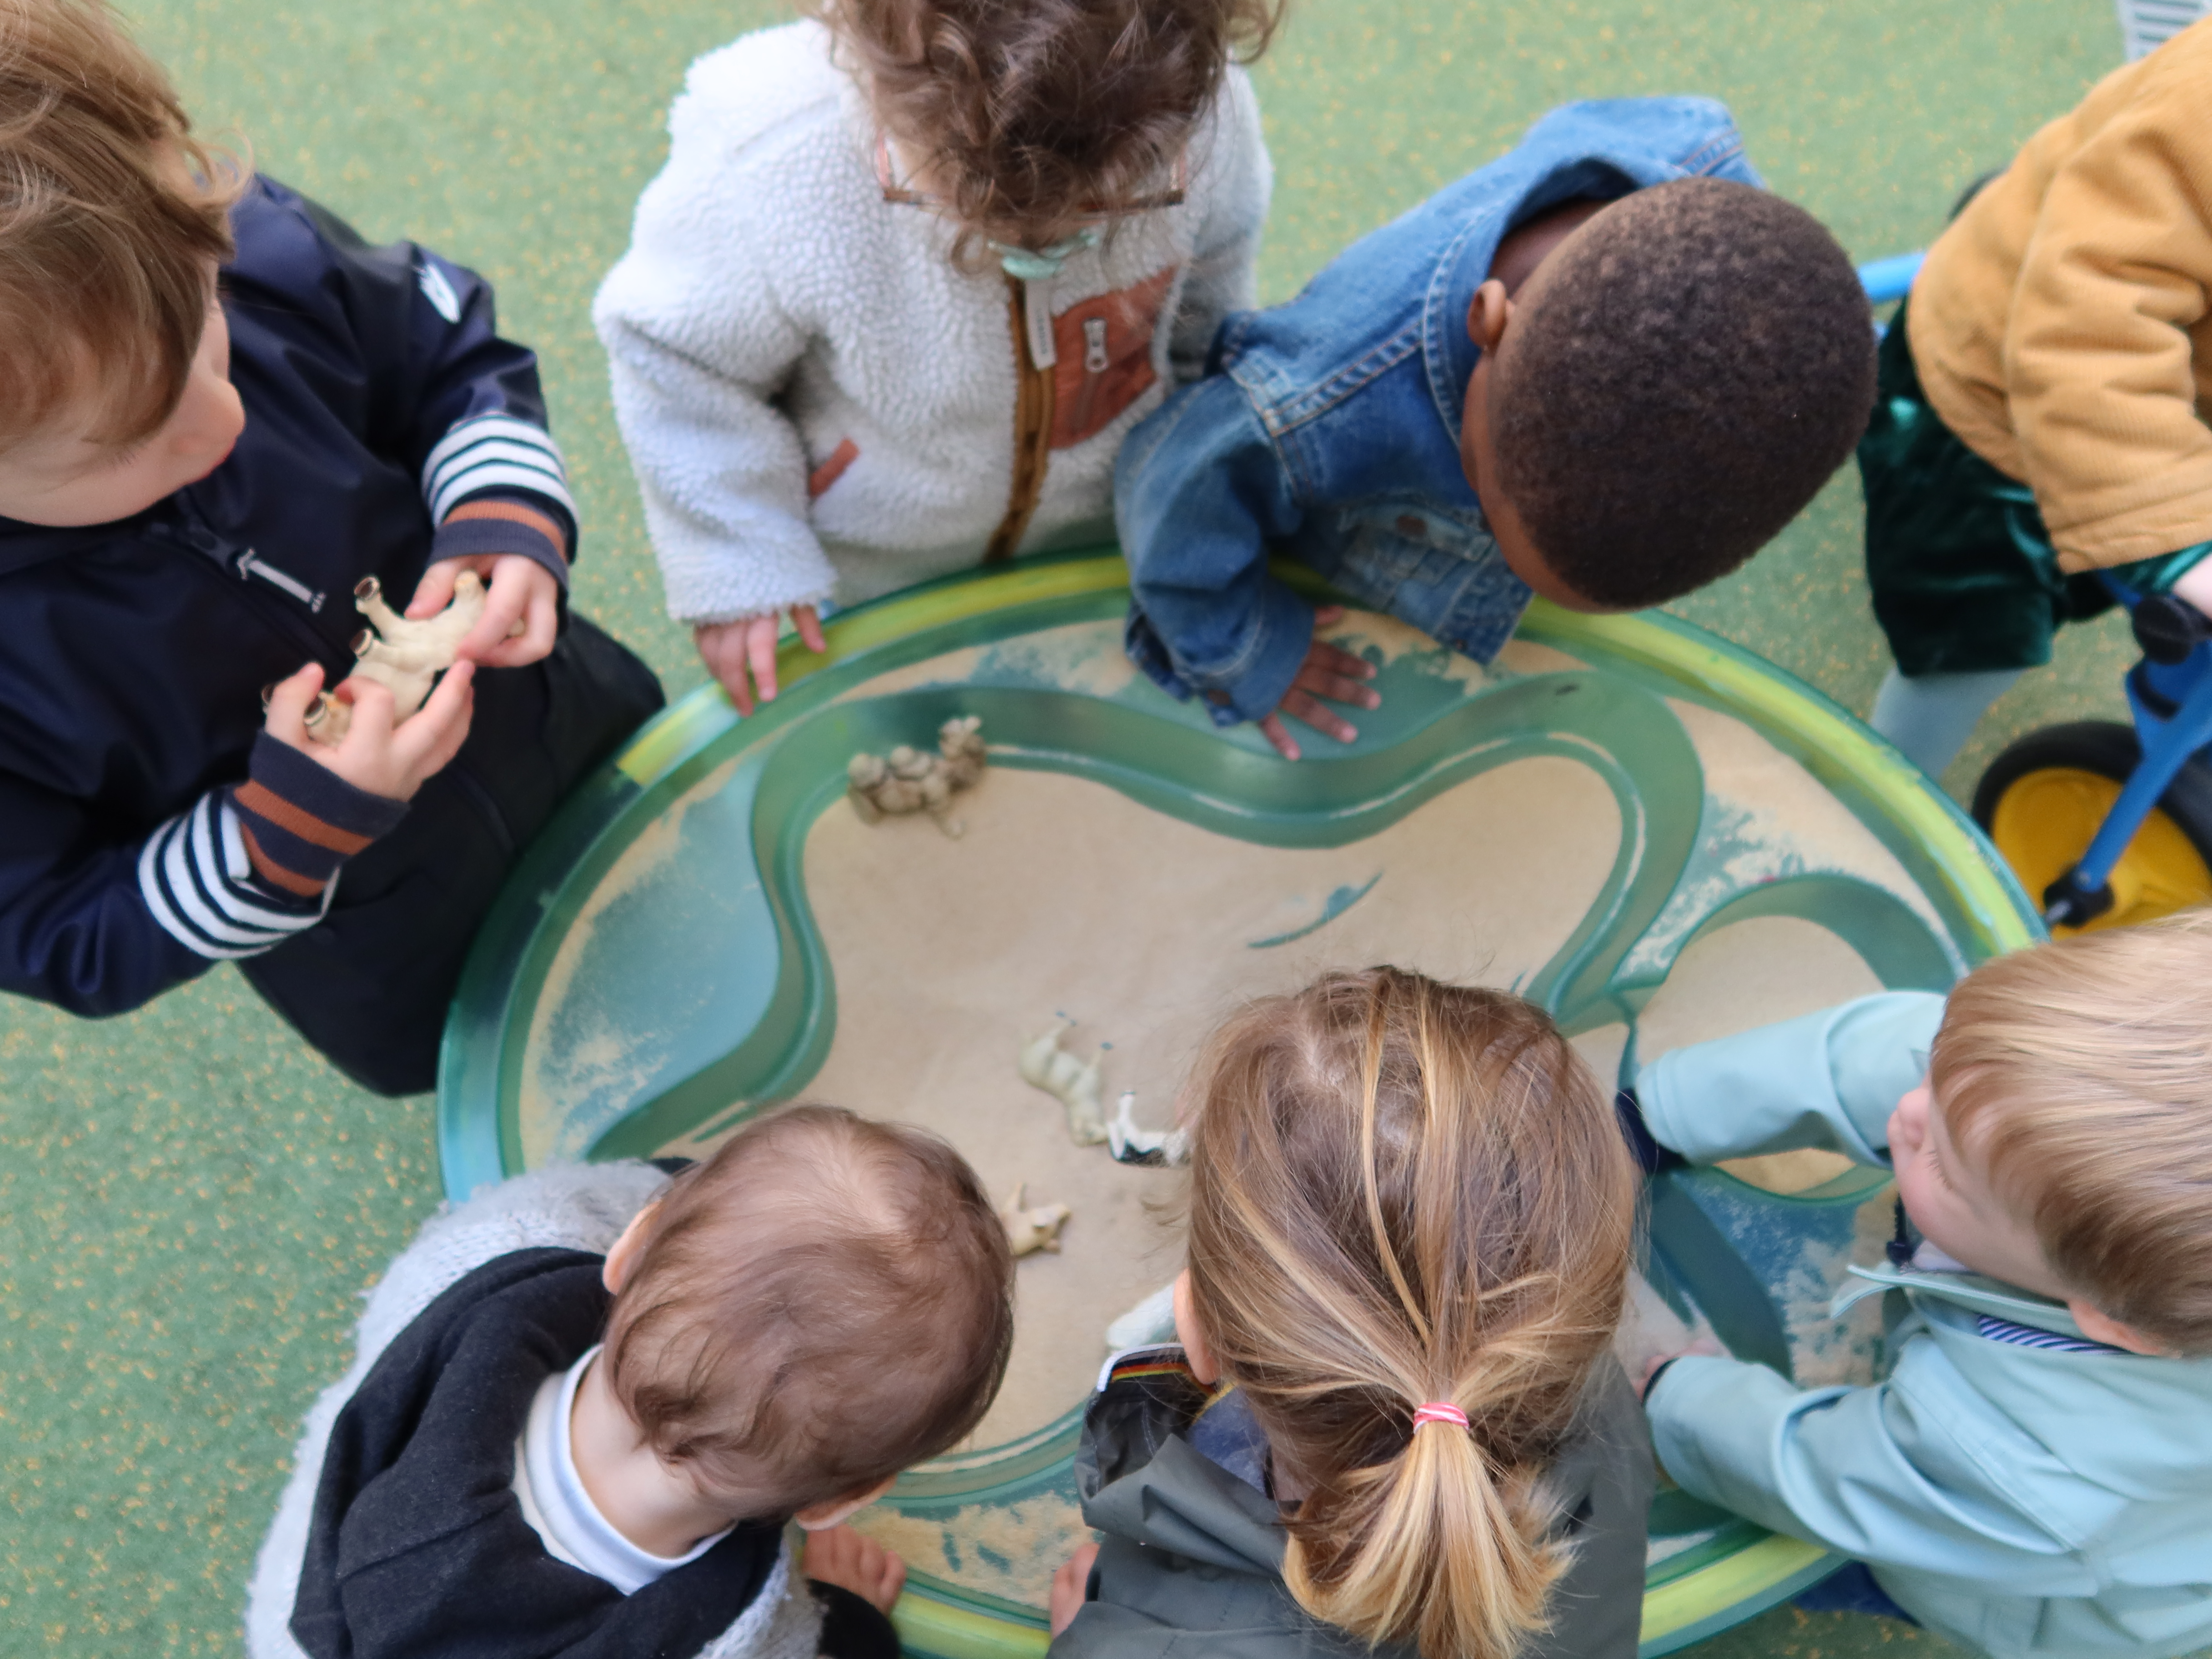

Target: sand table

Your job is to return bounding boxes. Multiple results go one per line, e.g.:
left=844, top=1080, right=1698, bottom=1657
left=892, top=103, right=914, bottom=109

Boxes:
left=558, top=613, right=1959, bottom=1607
left=786, top=758, right=1622, bottom=1448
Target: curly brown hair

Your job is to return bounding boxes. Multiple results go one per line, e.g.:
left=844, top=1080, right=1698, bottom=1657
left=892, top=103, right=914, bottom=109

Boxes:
left=1492, top=177, right=1876, bottom=610
left=809, top=0, right=1282, bottom=257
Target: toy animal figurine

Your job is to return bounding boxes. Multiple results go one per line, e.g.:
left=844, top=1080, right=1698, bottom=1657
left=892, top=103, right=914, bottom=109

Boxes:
left=297, top=571, right=499, bottom=743
left=847, top=715, right=988, bottom=836
left=1017, top=1026, right=1108, bottom=1145
left=999, top=1183, right=1073, bottom=1258
left=1106, top=1091, right=1190, bottom=1167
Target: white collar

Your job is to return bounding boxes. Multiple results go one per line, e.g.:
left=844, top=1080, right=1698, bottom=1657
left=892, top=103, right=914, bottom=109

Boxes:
left=513, top=1345, right=734, bottom=1594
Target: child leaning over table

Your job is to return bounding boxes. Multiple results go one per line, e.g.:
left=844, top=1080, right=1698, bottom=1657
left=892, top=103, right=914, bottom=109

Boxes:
left=0, top=0, right=664, bottom=1095
left=1622, top=913, right=2212, bottom=1659
left=1112, top=97, right=1878, bottom=759
left=1860, top=17, right=2212, bottom=777
left=1049, top=968, right=1653, bottom=1659
left=247, top=1106, right=1016, bottom=1659
left=594, top=0, right=1279, bottom=716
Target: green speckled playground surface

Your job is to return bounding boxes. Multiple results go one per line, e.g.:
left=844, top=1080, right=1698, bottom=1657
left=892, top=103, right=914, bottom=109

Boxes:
left=0, top=0, right=2147, bottom=1652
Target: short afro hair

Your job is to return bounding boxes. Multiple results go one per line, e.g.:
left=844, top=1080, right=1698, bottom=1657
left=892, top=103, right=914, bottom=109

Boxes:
left=1491, top=178, right=1875, bottom=610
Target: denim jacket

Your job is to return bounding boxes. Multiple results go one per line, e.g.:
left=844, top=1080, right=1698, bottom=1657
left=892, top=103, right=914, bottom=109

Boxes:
left=1114, top=98, right=1761, bottom=725
left=1639, top=995, right=2212, bottom=1659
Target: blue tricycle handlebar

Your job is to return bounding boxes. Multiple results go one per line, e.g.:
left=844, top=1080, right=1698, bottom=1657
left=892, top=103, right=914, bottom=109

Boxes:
left=1856, top=251, right=1925, bottom=307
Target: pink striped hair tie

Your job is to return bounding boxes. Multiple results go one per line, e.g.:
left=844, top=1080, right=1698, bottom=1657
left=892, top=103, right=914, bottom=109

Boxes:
left=1411, top=1402, right=1469, bottom=1431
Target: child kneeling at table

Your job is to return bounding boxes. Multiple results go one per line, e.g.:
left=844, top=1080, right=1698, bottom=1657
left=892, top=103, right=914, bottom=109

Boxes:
left=1625, top=913, right=2212, bottom=1659
left=247, top=1106, right=1015, bottom=1659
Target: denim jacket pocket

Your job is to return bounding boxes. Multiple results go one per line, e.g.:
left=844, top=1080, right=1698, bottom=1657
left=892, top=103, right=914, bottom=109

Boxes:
left=1324, top=501, right=1531, bottom=664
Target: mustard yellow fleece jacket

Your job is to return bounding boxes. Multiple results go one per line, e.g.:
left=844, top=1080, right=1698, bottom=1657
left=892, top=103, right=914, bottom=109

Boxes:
left=1909, top=18, right=2212, bottom=572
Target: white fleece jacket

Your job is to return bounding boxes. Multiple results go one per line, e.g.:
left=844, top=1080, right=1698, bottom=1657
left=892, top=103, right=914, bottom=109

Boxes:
left=244, top=1162, right=827, bottom=1659
left=593, top=20, right=1272, bottom=623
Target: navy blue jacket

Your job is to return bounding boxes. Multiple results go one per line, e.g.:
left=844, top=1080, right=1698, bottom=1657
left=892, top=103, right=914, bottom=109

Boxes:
left=0, top=177, right=580, bottom=1016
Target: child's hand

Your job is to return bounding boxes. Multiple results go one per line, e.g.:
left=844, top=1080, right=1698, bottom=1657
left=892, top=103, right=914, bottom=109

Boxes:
left=801, top=1523, right=906, bottom=1615
left=1635, top=1335, right=1729, bottom=1401
left=1049, top=1542, right=1100, bottom=1636
left=1614, top=1274, right=1727, bottom=1400
left=264, top=659, right=475, bottom=802
left=2172, top=559, right=2212, bottom=623
left=409, top=553, right=560, bottom=669
left=695, top=607, right=829, bottom=716
left=1257, top=606, right=1381, bottom=760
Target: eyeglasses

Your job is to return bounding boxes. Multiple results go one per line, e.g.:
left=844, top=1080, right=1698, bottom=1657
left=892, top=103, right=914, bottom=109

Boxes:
left=874, top=136, right=1187, bottom=221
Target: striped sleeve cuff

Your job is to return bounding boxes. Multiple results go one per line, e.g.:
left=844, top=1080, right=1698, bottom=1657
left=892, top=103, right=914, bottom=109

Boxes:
left=422, top=412, right=577, bottom=528
left=137, top=793, right=337, bottom=960
left=432, top=494, right=571, bottom=590
left=226, top=733, right=408, bottom=896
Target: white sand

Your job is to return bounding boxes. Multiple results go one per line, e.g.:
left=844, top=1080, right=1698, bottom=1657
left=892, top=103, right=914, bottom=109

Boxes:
left=776, top=757, right=1622, bottom=1449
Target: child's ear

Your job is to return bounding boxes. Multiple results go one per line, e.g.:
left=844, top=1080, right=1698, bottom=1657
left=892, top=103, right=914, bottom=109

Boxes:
left=794, top=1474, right=898, bottom=1532
left=1465, top=280, right=1514, bottom=354
left=601, top=1200, right=661, bottom=1294
left=1172, top=1270, right=1221, bottom=1385
left=2069, top=1298, right=2170, bottom=1356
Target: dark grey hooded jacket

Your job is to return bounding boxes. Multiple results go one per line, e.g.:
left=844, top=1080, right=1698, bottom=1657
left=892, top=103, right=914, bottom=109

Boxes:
left=1055, top=1346, right=1652, bottom=1659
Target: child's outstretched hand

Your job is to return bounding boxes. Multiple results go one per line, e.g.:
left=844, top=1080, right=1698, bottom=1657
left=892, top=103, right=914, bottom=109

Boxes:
left=264, top=659, right=475, bottom=802
left=1257, top=605, right=1381, bottom=760
left=409, top=553, right=560, bottom=669
left=1615, top=1273, right=1727, bottom=1401
left=801, top=1523, right=906, bottom=1615
left=1049, top=1541, right=1100, bottom=1636
left=696, top=608, right=830, bottom=717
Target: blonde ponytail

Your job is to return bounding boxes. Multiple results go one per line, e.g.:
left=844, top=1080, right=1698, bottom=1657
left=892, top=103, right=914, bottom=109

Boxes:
left=1183, top=968, right=1637, bottom=1659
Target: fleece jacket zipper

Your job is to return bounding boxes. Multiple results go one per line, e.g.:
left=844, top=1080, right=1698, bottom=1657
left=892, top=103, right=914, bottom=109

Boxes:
left=985, top=272, right=1056, bottom=564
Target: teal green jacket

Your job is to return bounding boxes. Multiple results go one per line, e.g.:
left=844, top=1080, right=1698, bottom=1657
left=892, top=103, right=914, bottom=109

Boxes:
left=1638, top=994, right=2212, bottom=1659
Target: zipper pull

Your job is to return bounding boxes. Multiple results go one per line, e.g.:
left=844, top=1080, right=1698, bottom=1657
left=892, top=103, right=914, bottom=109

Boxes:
left=1023, top=278, right=1057, bottom=370
left=1084, top=317, right=1109, bottom=374
left=237, top=549, right=327, bottom=613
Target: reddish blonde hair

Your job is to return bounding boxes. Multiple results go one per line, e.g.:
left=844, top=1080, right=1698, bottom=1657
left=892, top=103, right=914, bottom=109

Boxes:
left=604, top=1105, right=1015, bottom=1510
left=1183, top=968, right=1638, bottom=1659
left=1931, top=910, right=2212, bottom=1353
left=810, top=0, right=1282, bottom=257
left=0, top=0, right=242, bottom=453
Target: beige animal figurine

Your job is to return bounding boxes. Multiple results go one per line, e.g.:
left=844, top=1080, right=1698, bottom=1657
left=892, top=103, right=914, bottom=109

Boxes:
left=1017, top=1026, right=1108, bottom=1145
left=301, top=571, right=500, bottom=743
left=999, top=1183, right=1073, bottom=1259
left=847, top=715, right=988, bottom=836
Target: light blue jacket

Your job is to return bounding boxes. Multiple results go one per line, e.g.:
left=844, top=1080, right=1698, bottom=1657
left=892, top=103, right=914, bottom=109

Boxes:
left=1112, top=97, right=1760, bottom=726
left=1638, top=995, right=2212, bottom=1659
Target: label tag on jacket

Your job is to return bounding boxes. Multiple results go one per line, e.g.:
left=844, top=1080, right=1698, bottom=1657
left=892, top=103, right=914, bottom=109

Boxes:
left=1023, top=278, right=1057, bottom=370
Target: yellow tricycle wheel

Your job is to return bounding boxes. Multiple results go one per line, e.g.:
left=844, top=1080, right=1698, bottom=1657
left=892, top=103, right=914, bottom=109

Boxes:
left=1972, top=721, right=2212, bottom=935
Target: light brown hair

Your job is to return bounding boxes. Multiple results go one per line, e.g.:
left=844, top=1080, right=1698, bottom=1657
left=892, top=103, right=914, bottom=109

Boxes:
left=1931, top=910, right=2212, bottom=1354
left=809, top=0, right=1282, bottom=257
left=1183, top=967, right=1639, bottom=1659
left=603, top=1105, right=1015, bottom=1511
left=0, top=0, right=242, bottom=454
